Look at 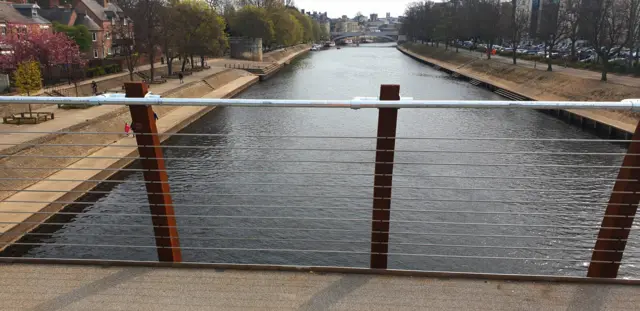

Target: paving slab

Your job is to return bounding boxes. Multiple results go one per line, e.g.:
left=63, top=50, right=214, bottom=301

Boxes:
left=0, top=263, right=637, bottom=311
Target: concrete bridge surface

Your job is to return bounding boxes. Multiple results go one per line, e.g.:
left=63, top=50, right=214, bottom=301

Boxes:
left=1, top=263, right=638, bottom=311
left=331, top=31, right=399, bottom=41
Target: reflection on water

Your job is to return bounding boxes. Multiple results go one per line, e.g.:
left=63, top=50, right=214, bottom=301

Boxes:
left=7, top=44, right=640, bottom=278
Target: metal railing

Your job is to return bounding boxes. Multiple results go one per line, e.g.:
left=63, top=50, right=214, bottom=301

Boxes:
left=0, top=82, right=639, bottom=279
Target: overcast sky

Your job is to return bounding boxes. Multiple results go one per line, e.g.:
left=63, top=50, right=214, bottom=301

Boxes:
left=293, top=0, right=412, bottom=19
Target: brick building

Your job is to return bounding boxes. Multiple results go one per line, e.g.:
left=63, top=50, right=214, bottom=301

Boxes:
left=0, top=1, right=52, bottom=38
left=38, top=0, right=131, bottom=59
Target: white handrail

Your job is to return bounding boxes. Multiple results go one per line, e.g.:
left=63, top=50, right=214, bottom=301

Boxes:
left=0, top=96, right=639, bottom=110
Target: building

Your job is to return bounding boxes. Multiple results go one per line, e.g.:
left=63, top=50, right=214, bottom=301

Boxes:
left=39, top=4, right=103, bottom=59
left=369, top=13, right=377, bottom=22
left=0, top=1, right=52, bottom=37
left=69, top=0, right=131, bottom=59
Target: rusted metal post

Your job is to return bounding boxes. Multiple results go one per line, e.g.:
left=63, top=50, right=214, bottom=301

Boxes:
left=370, top=84, right=400, bottom=269
left=125, top=82, right=182, bottom=262
left=587, top=122, right=640, bottom=278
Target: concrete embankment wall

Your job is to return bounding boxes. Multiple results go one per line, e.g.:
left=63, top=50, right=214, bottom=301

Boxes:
left=263, top=44, right=311, bottom=63
left=398, top=44, right=640, bottom=135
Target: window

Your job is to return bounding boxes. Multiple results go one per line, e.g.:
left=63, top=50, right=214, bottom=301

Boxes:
left=1, top=25, right=6, bottom=36
left=92, top=32, right=97, bottom=41
left=123, top=18, right=127, bottom=26
left=32, top=9, right=37, bottom=17
left=105, top=31, right=110, bottom=39
left=107, top=47, right=111, bottom=55
left=39, top=25, right=49, bottom=30
left=93, top=49, right=98, bottom=58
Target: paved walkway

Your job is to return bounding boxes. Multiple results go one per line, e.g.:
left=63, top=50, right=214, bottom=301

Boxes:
left=0, top=66, right=228, bottom=153
left=0, top=263, right=637, bottom=311
left=37, top=61, right=175, bottom=96
left=449, top=47, right=640, bottom=88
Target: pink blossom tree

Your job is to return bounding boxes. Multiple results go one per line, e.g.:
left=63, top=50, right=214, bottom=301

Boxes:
left=0, top=26, right=85, bottom=83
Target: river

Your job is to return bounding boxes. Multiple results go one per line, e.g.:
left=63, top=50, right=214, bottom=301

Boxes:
left=7, top=43, right=640, bottom=278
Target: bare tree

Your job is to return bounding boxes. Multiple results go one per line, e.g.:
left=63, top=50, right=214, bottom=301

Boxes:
left=476, top=0, right=503, bottom=59
left=509, top=0, right=530, bottom=64
left=584, top=0, right=640, bottom=80
left=537, top=0, right=570, bottom=71
left=111, top=19, right=139, bottom=81
left=565, top=0, right=583, bottom=61
left=119, top=0, right=164, bottom=82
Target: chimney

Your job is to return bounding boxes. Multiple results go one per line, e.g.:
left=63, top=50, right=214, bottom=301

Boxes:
left=48, top=0, right=60, bottom=8
left=101, top=0, right=108, bottom=8
left=64, top=3, right=72, bottom=10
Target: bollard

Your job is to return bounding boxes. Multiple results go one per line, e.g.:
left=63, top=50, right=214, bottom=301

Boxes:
left=370, top=84, right=400, bottom=269
left=587, top=120, right=640, bottom=277
left=125, top=82, right=182, bottom=262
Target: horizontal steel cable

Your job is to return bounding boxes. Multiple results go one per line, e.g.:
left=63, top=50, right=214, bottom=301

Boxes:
left=0, top=220, right=630, bottom=230
left=0, top=154, right=632, bottom=169
left=0, top=231, right=613, bottom=241
left=0, top=243, right=614, bottom=263
left=0, top=185, right=624, bottom=194
left=0, top=241, right=622, bottom=253
left=0, top=142, right=631, bottom=156
left=0, top=209, right=616, bottom=218
left=0, top=168, right=631, bottom=182
left=0, top=130, right=634, bottom=142
left=0, top=196, right=622, bottom=206
left=1, top=199, right=631, bottom=209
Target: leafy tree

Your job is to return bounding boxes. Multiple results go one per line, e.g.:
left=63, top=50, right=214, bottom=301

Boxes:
left=311, top=19, right=321, bottom=42
left=289, top=8, right=313, bottom=42
left=319, top=23, right=329, bottom=41
left=14, top=60, right=42, bottom=115
left=0, top=30, right=83, bottom=84
left=230, top=6, right=274, bottom=45
left=53, top=22, right=92, bottom=52
left=270, top=9, right=301, bottom=46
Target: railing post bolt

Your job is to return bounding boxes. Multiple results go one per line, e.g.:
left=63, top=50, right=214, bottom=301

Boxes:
left=370, top=84, right=400, bottom=269
left=125, top=82, right=182, bottom=263
left=587, top=121, right=640, bottom=278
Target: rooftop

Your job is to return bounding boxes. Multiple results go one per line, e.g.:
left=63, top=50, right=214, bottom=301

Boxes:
left=0, top=1, right=33, bottom=24
left=78, top=0, right=122, bottom=21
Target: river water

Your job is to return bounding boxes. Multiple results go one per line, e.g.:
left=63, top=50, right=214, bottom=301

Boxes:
left=9, top=43, right=640, bottom=277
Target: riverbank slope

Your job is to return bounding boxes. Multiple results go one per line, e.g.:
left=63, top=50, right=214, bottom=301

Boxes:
left=398, top=43, right=640, bottom=133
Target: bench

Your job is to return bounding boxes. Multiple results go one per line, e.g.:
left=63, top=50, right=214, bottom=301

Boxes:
left=3, top=112, right=54, bottom=125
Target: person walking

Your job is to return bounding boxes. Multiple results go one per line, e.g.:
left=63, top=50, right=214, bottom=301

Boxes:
left=178, top=72, right=184, bottom=84
left=124, top=122, right=131, bottom=137
left=91, top=81, right=98, bottom=95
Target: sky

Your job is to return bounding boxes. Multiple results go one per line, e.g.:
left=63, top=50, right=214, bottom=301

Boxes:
left=292, top=0, right=412, bottom=19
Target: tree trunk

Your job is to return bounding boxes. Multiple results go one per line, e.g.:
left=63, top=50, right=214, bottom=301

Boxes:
left=601, top=55, right=609, bottom=81
left=200, top=55, right=205, bottom=67
left=512, top=44, right=517, bottom=65
left=487, top=41, right=493, bottom=59
left=190, top=55, right=194, bottom=69
left=511, top=0, right=517, bottom=64
left=570, top=39, right=577, bottom=61
left=181, top=57, right=187, bottom=72
left=167, top=57, right=173, bottom=76
left=129, top=71, right=134, bottom=81
left=149, top=48, right=156, bottom=81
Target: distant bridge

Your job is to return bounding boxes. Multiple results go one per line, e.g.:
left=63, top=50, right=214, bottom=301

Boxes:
left=331, top=31, right=399, bottom=41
